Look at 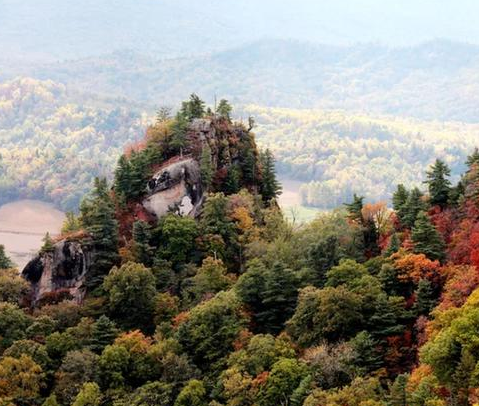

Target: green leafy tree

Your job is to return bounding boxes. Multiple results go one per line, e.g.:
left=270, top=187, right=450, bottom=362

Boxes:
left=174, top=379, right=208, bottom=406
left=0, top=302, right=31, bottom=351
left=71, top=382, right=101, bottom=406
left=61, top=212, right=81, bottom=234
left=103, top=262, right=157, bottom=332
left=0, top=268, right=29, bottom=304
left=425, top=159, right=451, bottom=208
left=156, top=214, right=198, bottom=264
left=258, top=358, right=309, bottom=406
left=99, top=344, right=130, bottom=389
left=287, top=286, right=363, bottom=346
left=259, top=149, right=281, bottom=202
left=42, top=394, right=60, bottom=406
left=411, top=212, right=446, bottom=262
left=54, top=349, right=100, bottom=405
left=177, top=291, right=247, bottom=371
left=80, top=177, right=119, bottom=287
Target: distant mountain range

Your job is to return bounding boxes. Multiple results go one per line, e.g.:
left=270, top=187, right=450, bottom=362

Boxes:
left=2, top=0, right=479, bottom=60
left=3, top=39, right=479, bottom=122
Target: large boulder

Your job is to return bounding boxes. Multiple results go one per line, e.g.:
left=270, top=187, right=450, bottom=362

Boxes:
left=142, top=157, right=203, bottom=218
left=22, top=240, right=91, bottom=304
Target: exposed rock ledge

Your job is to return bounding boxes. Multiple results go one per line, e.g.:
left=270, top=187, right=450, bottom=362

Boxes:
left=142, top=157, right=203, bottom=218
left=22, top=240, right=91, bottom=304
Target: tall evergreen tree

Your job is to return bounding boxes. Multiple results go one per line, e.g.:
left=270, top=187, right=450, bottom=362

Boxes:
left=199, top=144, right=213, bottom=190
left=384, top=233, right=401, bottom=257
left=411, top=212, right=446, bottom=262
left=88, top=315, right=119, bottom=354
left=259, top=149, right=281, bottom=202
left=344, top=194, right=364, bottom=224
left=402, top=187, right=425, bottom=229
left=425, top=159, right=451, bottom=208
left=216, top=99, right=232, bottom=122
left=224, top=164, right=241, bottom=195
left=180, top=94, right=205, bottom=121
left=0, top=245, right=13, bottom=269
left=306, top=236, right=340, bottom=287
left=392, top=184, right=409, bottom=224
left=132, top=220, right=154, bottom=267
left=114, top=154, right=132, bottom=201
left=258, top=262, right=299, bottom=335
left=80, top=177, right=119, bottom=287
left=415, top=279, right=437, bottom=316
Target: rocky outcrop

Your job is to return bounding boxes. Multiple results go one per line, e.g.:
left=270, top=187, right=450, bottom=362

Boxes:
left=22, top=240, right=91, bottom=304
left=142, top=157, right=203, bottom=218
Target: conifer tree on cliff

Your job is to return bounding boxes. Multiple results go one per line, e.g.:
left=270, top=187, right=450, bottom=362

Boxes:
left=425, top=159, right=451, bottom=209
left=411, top=211, right=445, bottom=262
left=80, top=177, right=119, bottom=287
left=259, top=149, right=281, bottom=202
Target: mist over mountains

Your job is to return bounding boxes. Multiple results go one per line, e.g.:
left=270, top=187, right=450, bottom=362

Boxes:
left=2, top=0, right=479, bottom=61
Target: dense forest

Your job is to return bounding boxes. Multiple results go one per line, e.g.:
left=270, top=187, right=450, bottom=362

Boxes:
left=3, top=78, right=479, bottom=211
left=0, top=78, right=147, bottom=210
left=2, top=96, right=479, bottom=405
left=4, top=40, right=479, bottom=122
left=248, top=106, right=479, bottom=208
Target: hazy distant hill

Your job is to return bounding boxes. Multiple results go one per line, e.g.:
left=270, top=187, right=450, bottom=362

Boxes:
left=247, top=105, right=479, bottom=208
left=2, top=0, right=479, bottom=61
left=0, top=78, right=147, bottom=210
left=7, top=39, right=479, bottom=122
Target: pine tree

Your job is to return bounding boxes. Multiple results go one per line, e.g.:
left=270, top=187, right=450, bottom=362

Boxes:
left=80, top=177, right=119, bottom=287
left=344, top=194, right=364, bottom=223
left=169, top=112, right=189, bottom=155
left=425, top=159, right=451, bottom=208
left=216, top=99, right=232, bottom=122
left=0, top=245, right=13, bottom=269
left=41, top=232, right=55, bottom=253
left=114, top=154, right=133, bottom=201
left=388, top=374, right=409, bottom=406
left=180, top=94, right=205, bottom=121
left=411, top=212, right=446, bottom=262
left=402, top=187, right=425, bottom=229
left=61, top=212, right=81, bottom=234
left=259, top=149, right=281, bottom=202
left=384, top=233, right=401, bottom=257
left=156, top=106, right=172, bottom=124
left=392, top=184, right=409, bottom=224
left=466, top=147, right=479, bottom=168
left=257, top=262, right=299, bottom=334
left=306, top=236, right=340, bottom=287
left=199, top=144, right=214, bottom=190
left=224, top=164, right=241, bottom=195
left=88, top=315, right=119, bottom=354
left=415, top=279, right=437, bottom=316
left=132, top=220, right=154, bottom=266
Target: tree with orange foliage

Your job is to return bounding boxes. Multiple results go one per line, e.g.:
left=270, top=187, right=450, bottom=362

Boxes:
left=393, top=252, right=442, bottom=286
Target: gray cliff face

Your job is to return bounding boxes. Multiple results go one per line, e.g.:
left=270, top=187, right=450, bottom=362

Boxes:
left=143, top=157, right=203, bottom=218
left=22, top=240, right=91, bottom=304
